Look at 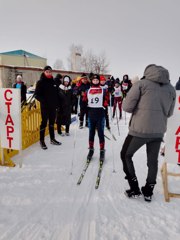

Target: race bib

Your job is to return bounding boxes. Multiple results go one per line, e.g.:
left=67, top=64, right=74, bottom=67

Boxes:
left=88, top=88, right=103, bottom=108
left=114, top=87, right=122, bottom=97
left=122, top=83, right=128, bottom=90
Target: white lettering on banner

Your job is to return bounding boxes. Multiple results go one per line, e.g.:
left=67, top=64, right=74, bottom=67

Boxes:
left=0, top=88, right=21, bottom=150
left=166, top=91, right=180, bottom=164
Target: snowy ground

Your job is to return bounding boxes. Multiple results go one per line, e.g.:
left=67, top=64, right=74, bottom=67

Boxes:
left=0, top=112, right=180, bottom=240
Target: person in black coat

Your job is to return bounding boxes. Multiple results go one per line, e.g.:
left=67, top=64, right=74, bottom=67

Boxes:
left=54, top=73, right=63, bottom=88
left=34, top=65, right=61, bottom=149
left=120, top=74, right=132, bottom=98
left=56, top=75, right=73, bottom=136
left=13, top=75, right=27, bottom=103
left=175, top=77, right=180, bottom=90
left=73, top=73, right=90, bottom=128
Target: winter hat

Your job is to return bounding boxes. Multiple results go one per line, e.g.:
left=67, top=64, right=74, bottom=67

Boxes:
left=123, top=74, right=129, bottom=82
left=115, top=78, right=120, bottom=84
left=16, top=75, right=22, bottom=81
left=43, top=65, right=52, bottom=71
left=90, top=73, right=100, bottom=86
left=91, top=74, right=100, bottom=81
left=81, top=73, right=87, bottom=78
left=100, top=75, right=106, bottom=82
left=63, top=75, right=71, bottom=84
left=55, top=73, right=63, bottom=79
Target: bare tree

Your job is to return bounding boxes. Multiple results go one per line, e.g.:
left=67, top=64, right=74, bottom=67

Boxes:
left=81, top=50, right=109, bottom=74
left=67, top=44, right=109, bottom=74
left=53, top=59, right=65, bottom=70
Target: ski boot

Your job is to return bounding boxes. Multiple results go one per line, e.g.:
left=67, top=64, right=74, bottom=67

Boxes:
left=99, top=149, right=105, bottom=162
left=87, top=148, right=94, bottom=161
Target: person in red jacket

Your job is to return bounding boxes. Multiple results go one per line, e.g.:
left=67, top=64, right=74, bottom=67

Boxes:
left=84, top=73, right=109, bottom=162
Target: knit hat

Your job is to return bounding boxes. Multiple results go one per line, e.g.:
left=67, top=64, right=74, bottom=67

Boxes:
left=16, top=75, right=22, bottom=81
left=63, top=75, right=71, bottom=84
left=115, top=78, right=120, bottom=84
left=100, top=75, right=106, bottom=82
left=55, top=73, right=62, bottom=79
left=91, top=74, right=100, bottom=81
left=90, top=73, right=100, bottom=86
left=81, top=73, right=87, bottom=78
left=44, top=65, right=52, bottom=71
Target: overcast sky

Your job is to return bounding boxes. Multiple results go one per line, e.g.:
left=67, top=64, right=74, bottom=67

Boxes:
left=0, top=0, right=180, bottom=83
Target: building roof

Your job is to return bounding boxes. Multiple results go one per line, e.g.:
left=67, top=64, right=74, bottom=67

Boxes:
left=0, top=49, right=46, bottom=59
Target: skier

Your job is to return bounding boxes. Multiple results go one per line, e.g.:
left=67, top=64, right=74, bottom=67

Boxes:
left=112, top=78, right=123, bottom=119
left=85, top=73, right=109, bottom=161
left=100, top=75, right=110, bottom=129
left=56, top=75, right=73, bottom=136
left=73, top=73, right=90, bottom=128
left=120, top=74, right=132, bottom=98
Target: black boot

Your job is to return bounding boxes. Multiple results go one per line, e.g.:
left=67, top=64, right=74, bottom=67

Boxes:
left=141, top=183, right=155, bottom=202
left=40, top=140, right=47, bottom=150
left=125, top=177, right=141, bottom=198
left=87, top=148, right=94, bottom=160
left=99, top=149, right=105, bottom=162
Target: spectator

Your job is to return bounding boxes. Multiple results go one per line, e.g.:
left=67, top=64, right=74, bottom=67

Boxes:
left=120, top=64, right=176, bottom=202
left=175, top=77, right=180, bottom=90
left=74, top=73, right=90, bottom=128
left=13, top=75, right=27, bottom=103
left=56, top=75, right=73, bottom=136
left=54, top=73, right=63, bottom=87
left=34, top=65, right=61, bottom=150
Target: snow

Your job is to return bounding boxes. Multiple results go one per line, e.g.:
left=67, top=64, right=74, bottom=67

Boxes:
left=0, top=113, right=180, bottom=240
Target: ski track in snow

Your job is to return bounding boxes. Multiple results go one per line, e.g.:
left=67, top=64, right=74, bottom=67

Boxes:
left=0, top=112, right=180, bottom=240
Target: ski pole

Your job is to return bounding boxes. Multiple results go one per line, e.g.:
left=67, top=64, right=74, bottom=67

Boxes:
left=115, top=106, right=120, bottom=136
left=70, top=96, right=80, bottom=175
left=109, top=93, right=113, bottom=121
left=111, top=137, right=116, bottom=173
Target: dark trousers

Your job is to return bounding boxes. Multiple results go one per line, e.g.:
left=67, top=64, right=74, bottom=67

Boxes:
left=120, top=135, right=162, bottom=184
left=88, top=116, right=105, bottom=150
left=79, top=107, right=88, bottom=126
left=40, top=107, right=56, bottom=141
left=58, top=124, right=70, bottom=134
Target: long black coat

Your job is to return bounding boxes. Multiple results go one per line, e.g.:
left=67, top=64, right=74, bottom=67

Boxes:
left=57, top=84, right=73, bottom=125
left=34, top=73, right=58, bottom=110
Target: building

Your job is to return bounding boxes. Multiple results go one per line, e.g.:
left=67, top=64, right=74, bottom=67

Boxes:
left=0, top=49, right=47, bottom=87
left=0, top=49, right=111, bottom=88
left=0, top=49, right=47, bottom=68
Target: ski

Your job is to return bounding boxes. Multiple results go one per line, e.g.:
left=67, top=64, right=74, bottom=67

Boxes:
left=77, top=159, right=91, bottom=185
left=95, top=160, right=104, bottom=189
left=107, top=129, right=117, bottom=141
